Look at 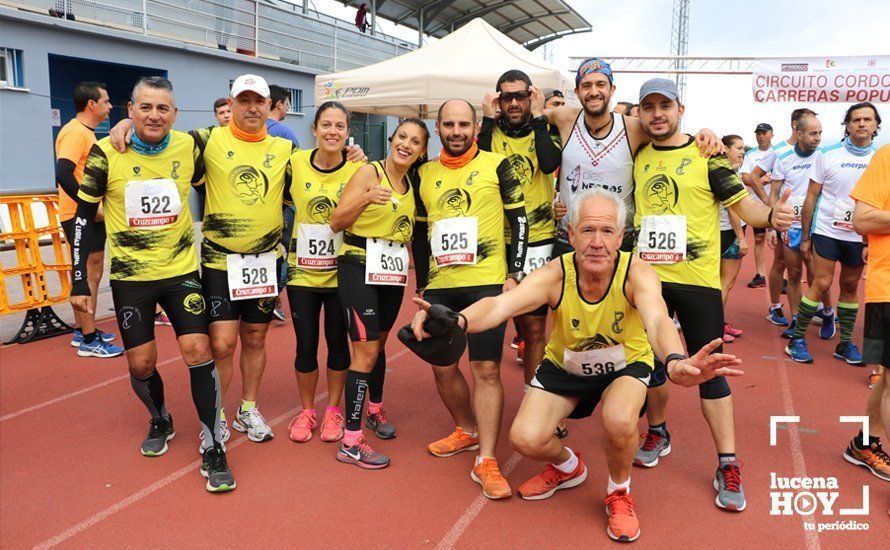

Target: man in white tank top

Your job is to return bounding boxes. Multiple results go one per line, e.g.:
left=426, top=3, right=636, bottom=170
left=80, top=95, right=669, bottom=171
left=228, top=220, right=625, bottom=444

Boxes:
left=544, top=58, right=721, bottom=255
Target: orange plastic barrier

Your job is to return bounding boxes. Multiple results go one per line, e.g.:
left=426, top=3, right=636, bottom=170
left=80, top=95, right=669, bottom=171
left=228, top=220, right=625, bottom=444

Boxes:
left=0, top=194, right=74, bottom=343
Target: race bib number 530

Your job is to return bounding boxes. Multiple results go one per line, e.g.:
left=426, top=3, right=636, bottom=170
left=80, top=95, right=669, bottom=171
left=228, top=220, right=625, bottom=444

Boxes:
left=365, top=238, right=409, bottom=286
left=226, top=252, right=277, bottom=300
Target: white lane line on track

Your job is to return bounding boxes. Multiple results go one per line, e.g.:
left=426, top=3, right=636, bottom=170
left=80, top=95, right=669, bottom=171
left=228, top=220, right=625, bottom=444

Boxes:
left=34, top=347, right=411, bottom=548
left=1, top=355, right=183, bottom=422
left=436, top=451, right=523, bottom=550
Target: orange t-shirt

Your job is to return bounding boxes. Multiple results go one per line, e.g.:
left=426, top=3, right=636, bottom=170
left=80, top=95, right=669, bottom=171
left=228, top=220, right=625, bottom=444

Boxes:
left=54, top=119, right=97, bottom=221
left=850, top=144, right=890, bottom=303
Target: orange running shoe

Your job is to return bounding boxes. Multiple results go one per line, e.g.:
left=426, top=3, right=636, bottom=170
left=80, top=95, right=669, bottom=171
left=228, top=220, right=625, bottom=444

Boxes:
left=518, top=453, right=587, bottom=500
left=320, top=409, right=345, bottom=442
left=471, top=458, right=512, bottom=499
left=844, top=440, right=890, bottom=481
left=868, top=370, right=882, bottom=389
left=605, top=488, right=640, bottom=542
left=288, top=410, right=316, bottom=443
left=428, top=427, right=480, bottom=457
left=516, top=341, right=525, bottom=364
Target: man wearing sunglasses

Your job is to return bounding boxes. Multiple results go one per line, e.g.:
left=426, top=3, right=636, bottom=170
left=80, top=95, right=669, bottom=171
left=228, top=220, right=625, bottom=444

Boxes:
left=478, top=70, right=562, bottom=396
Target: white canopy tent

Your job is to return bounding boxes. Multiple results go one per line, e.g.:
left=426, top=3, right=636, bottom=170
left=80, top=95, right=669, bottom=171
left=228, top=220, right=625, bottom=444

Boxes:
left=314, top=18, right=578, bottom=118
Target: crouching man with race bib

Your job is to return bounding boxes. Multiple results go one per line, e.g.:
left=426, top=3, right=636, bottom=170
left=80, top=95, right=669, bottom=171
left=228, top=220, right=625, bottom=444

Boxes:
left=403, top=189, right=742, bottom=543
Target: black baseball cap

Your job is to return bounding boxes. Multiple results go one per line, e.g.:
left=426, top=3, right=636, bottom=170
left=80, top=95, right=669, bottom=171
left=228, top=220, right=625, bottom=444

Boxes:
left=755, top=123, right=773, bottom=133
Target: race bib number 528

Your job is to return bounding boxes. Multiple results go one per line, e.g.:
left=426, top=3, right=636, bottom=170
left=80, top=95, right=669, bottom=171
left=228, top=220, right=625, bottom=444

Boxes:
left=226, top=252, right=277, bottom=300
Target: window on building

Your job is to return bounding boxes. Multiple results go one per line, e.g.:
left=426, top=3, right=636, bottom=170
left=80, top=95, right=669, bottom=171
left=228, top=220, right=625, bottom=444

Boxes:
left=0, top=48, right=25, bottom=87
left=286, top=87, right=302, bottom=114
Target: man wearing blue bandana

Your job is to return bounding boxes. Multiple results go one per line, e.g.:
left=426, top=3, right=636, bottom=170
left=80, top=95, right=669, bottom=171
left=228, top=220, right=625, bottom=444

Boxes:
left=786, top=103, right=881, bottom=364
left=545, top=58, right=722, bottom=256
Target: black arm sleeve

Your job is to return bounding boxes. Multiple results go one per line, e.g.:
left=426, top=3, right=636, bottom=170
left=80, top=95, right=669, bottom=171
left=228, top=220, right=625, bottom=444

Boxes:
left=412, top=220, right=431, bottom=291
left=70, top=199, right=100, bottom=296
left=55, top=159, right=80, bottom=198
left=505, top=206, right=528, bottom=274
left=477, top=117, right=496, bottom=152
left=532, top=116, right=562, bottom=174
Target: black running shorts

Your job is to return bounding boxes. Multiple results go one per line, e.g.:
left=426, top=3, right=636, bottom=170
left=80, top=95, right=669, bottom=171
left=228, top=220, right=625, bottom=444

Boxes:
left=110, top=272, right=208, bottom=350
left=863, top=302, right=890, bottom=367
left=202, top=266, right=279, bottom=324
left=425, top=286, right=505, bottom=362
left=530, top=359, right=651, bottom=419
left=338, top=259, right=405, bottom=343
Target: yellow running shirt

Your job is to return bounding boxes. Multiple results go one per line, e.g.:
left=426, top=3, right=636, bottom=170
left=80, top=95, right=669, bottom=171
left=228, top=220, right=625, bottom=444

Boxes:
left=286, top=149, right=363, bottom=289
left=339, top=160, right=416, bottom=264
left=488, top=126, right=557, bottom=244
left=543, top=251, right=654, bottom=373
left=417, top=150, right=525, bottom=290
left=633, top=137, right=747, bottom=290
left=78, top=131, right=199, bottom=281
left=192, top=125, right=295, bottom=271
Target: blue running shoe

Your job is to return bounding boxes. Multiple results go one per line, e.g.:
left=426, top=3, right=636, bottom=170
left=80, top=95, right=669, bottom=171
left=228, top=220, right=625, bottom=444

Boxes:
left=77, top=337, right=124, bottom=358
left=818, top=310, right=836, bottom=340
left=834, top=342, right=864, bottom=365
left=70, top=329, right=116, bottom=347
left=781, top=317, right=797, bottom=339
left=767, top=307, right=790, bottom=326
left=785, top=337, right=813, bottom=363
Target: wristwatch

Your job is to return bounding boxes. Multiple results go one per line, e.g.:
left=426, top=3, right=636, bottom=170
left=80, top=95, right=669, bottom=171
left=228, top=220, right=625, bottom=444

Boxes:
left=508, top=271, right=526, bottom=283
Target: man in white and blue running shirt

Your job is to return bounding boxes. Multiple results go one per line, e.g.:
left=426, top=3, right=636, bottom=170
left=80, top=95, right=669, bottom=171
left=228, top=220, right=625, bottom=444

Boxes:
left=741, top=123, right=774, bottom=288
left=786, top=103, right=880, bottom=363
left=769, top=114, right=823, bottom=339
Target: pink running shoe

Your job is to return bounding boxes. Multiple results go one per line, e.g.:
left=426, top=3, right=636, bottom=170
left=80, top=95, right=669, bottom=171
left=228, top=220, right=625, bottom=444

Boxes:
left=724, top=322, right=743, bottom=337
left=320, top=409, right=345, bottom=442
left=288, top=410, right=317, bottom=443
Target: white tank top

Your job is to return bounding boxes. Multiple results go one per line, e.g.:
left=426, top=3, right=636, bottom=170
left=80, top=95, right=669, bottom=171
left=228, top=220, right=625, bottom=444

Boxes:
left=558, top=112, right=635, bottom=240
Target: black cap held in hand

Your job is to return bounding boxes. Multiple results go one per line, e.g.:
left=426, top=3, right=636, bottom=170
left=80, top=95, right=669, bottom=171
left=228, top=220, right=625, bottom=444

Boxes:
left=397, top=305, right=467, bottom=367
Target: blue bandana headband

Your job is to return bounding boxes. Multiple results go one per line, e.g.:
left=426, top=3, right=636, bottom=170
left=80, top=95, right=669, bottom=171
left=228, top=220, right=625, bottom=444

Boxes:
left=131, top=131, right=171, bottom=156
left=575, top=57, right=613, bottom=87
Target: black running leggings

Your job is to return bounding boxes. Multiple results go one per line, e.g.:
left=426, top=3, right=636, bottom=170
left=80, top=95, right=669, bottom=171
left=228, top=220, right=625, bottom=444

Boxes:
left=286, top=287, right=350, bottom=373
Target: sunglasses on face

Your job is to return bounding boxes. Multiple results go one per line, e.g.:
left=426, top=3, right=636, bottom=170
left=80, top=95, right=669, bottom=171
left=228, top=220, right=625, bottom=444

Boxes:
left=500, top=91, right=530, bottom=103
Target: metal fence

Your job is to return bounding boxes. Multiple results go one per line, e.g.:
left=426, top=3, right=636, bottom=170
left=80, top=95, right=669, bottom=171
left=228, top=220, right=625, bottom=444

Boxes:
left=3, top=0, right=416, bottom=72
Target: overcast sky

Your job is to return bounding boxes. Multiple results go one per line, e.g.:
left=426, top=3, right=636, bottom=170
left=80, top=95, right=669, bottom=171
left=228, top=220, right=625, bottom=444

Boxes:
left=314, top=0, right=889, bottom=149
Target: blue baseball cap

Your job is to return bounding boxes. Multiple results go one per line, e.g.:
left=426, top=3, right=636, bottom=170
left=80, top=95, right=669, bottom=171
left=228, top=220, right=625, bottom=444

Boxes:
left=575, top=58, right=613, bottom=87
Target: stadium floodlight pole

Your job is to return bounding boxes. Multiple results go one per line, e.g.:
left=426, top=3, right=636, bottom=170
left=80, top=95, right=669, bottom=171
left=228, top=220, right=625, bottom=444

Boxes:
left=670, top=0, right=691, bottom=102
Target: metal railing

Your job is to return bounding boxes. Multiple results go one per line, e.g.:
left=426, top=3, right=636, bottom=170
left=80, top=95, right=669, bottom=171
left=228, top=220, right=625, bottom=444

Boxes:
left=3, top=0, right=416, bottom=72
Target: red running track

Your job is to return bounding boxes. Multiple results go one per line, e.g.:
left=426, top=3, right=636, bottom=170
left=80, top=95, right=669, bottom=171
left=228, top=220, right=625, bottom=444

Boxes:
left=1, top=250, right=888, bottom=549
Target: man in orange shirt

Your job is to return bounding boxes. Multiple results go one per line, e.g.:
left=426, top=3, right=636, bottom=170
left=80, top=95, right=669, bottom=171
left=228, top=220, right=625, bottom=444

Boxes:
left=848, top=143, right=890, bottom=481
left=56, top=81, right=123, bottom=358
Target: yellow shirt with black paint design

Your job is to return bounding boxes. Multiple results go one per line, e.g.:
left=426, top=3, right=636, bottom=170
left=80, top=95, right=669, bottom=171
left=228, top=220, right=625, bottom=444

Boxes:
left=339, top=160, right=416, bottom=264
left=632, top=137, right=748, bottom=290
left=78, top=131, right=199, bottom=281
left=286, top=148, right=363, bottom=289
left=417, top=150, right=525, bottom=291
left=489, top=126, right=557, bottom=244
left=544, top=251, right=654, bottom=371
left=192, top=125, right=294, bottom=271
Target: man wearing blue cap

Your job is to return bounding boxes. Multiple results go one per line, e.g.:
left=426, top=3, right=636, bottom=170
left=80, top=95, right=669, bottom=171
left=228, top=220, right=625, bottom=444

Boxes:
left=631, top=77, right=795, bottom=512
left=545, top=58, right=722, bottom=259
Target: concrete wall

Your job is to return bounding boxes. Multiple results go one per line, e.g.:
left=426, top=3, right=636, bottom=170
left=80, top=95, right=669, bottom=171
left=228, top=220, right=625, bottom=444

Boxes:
left=0, top=9, right=391, bottom=194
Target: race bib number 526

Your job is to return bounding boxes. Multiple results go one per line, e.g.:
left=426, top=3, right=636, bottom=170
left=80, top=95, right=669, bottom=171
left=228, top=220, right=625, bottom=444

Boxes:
left=638, top=215, right=687, bottom=264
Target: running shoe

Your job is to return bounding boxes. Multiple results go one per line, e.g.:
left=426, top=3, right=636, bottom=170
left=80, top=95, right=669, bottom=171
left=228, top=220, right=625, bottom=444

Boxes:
left=724, top=322, right=743, bottom=337
left=834, top=342, right=864, bottom=365
left=471, top=458, right=512, bottom=499
left=634, top=431, right=671, bottom=468
left=516, top=340, right=525, bottom=364
left=428, top=427, right=480, bottom=457
left=141, top=415, right=175, bottom=457
left=233, top=406, right=274, bottom=442
left=337, top=436, right=390, bottom=469
left=818, top=310, right=837, bottom=340
left=77, top=337, right=124, bottom=358
left=154, top=312, right=172, bottom=326
left=767, top=306, right=790, bottom=326
left=714, top=462, right=746, bottom=511
left=288, top=410, right=317, bottom=443
left=785, top=337, right=813, bottom=363
left=868, top=370, right=882, bottom=389
left=272, top=298, right=287, bottom=322
left=518, top=454, right=587, bottom=500
left=746, top=274, right=766, bottom=288
left=70, top=328, right=117, bottom=347
left=199, top=419, right=231, bottom=454
left=365, top=408, right=397, bottom=439
left=200, top=446, right=236, bottom=492
left=510, top=335, right=522, bottom=349
left=722, top=331, right=735, bottom=344
left=605, top=489, right=641, bottom=542
left=844, top=440, right=890, bottom=481
left=781, top=317, right=797, bottom=339
left=320, top=409, right=345, bottom=442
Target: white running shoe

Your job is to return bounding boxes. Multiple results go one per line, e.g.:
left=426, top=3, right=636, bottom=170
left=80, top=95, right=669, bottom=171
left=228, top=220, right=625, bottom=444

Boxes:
left=233, top=407, right=274, bottom=442
left=199, top=419, right=232, bottom=454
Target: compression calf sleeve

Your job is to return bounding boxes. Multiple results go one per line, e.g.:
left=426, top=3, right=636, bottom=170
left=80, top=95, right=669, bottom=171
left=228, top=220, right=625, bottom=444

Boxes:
left=345, top=370, right=370, bottom=432
left=793, top=296, right=819, bottom=339
left=188, top=359, right=222, bottom=448
left=837, top=301, right=859, bottom=345
left=130, top=370, right=169, bottom=420
left=369, top=350, right=386, bottom=404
